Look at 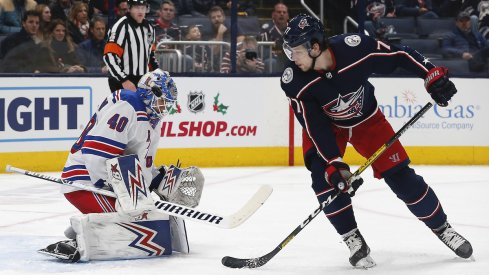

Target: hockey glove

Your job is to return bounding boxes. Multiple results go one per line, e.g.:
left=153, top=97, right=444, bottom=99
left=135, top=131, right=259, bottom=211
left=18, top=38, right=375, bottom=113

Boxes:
left=424, top=67, right=457, bottom=107
left=325, top=161, right=363, bottom=196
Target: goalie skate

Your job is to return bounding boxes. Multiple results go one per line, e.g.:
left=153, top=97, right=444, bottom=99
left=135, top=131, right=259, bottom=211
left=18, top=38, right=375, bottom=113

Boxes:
left=342, top=229, right=376, bottom=269
left=434, top=222, right=473, bottom=259
left=38, top=239, right=80, bottom=262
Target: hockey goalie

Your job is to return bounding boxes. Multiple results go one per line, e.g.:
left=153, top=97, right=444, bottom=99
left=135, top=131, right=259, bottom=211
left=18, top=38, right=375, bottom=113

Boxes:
left=38, top=69, right=204, bottom=262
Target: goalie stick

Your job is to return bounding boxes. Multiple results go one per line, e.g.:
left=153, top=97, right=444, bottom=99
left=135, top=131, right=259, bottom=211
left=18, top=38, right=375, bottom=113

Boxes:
left=5, top=165, right=272, bottom=229
left=222, top=101, right=434, bottom=268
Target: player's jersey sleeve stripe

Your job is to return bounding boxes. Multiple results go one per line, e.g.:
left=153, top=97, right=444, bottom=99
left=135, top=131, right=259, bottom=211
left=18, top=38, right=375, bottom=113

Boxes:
left=338, top=51, right=429, bottom=75
left=61, top=165, right=91, bottom=181
left=81, top=136, right=126, bottom=158
left=297, top=77, right=322, bottom=98
left=137, top=111, right=149, bottom=121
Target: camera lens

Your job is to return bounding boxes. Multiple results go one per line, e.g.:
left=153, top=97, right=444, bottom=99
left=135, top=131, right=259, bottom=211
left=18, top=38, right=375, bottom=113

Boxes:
left=245, top=50, right=257, bottom=60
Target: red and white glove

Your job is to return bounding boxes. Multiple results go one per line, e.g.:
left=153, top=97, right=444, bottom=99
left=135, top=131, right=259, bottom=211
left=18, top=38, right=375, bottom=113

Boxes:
left=424, top=67, right=457, bottom=107
left=325, top=161, right=363, bottom=196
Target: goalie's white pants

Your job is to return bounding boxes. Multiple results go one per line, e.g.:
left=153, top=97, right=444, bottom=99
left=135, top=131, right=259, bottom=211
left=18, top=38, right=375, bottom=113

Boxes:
left=71, top=210, right=189, bottom=261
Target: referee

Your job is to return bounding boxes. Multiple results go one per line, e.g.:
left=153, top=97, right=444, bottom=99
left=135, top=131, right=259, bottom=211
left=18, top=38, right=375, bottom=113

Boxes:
left=103, top=0, right=159, bottom=92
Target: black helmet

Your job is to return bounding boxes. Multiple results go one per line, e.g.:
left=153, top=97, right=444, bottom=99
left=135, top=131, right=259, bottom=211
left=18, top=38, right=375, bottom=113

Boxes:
left=283, top=14, right=327, bottom=61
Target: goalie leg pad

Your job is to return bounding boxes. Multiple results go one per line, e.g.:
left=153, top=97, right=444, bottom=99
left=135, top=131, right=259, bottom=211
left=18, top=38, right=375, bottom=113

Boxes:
left=107, top=155, right=156, bottom=215
left=71, top=210, right=172, bottom=261
left=153, top=165, right=204, bottom=208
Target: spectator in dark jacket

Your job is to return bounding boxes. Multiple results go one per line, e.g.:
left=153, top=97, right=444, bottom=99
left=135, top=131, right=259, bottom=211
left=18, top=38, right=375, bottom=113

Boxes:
left=0, top=10, right=58, bottom=72
left=50, top=0, right=72, bottom=21
left=442, top=11, right=489, bottom=72
left=76, top=17, right=108, bottom=73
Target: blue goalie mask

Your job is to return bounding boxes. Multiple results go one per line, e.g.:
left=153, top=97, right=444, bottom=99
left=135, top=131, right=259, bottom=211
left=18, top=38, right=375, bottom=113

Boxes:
left=137, top=69, right=178, bottom=124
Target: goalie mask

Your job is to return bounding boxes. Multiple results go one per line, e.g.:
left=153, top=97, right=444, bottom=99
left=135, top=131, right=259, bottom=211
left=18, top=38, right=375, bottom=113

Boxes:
left=282, top=14, right=328, bottom=63
left=137, top=69, right=178, bottom=125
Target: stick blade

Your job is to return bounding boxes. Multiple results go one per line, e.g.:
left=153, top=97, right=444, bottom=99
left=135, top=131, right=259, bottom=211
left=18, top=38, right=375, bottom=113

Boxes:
left=221, top=185, right=272, bottom=229
left=221, top=256, right=268, bottom=269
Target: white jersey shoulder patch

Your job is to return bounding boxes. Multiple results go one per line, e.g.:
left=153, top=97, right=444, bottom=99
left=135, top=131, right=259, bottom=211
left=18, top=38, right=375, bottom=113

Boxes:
left=344, top=35, right=361, bottom=47
left=282, top=67, right=293, bottom=84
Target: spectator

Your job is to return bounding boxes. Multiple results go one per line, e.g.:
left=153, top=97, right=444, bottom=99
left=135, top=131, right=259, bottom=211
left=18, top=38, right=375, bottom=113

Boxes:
left=220, top=35, right=264, bottom=73
left=43, top=19, right=86, bottom=73
left=183, top=24, right=210, bottom=72
left=460, top=0, right=489, bottom=40
left=103, top=0, right=159, bottom=92
left=88, top=0, right=109, bottom=18
left=77, top=17, right=108, bottom=73
left=67, top=2, right=90, bottom=44
left=154, top=0, right=181, bottom=42
left=0, top=10, right=58, bottom=72
left=396, top=0, right=439, bottom=18
left=50, top=0, right=72, bottom=21
left=432, top=0, right=462, bottom=17
left=0, top=0, right=37, bottom=34
left=259, top=2, right=289, bottom=72
left=364, top=0, right=397, bottom=41
left=441, top=11, right=489, bottom=72
left=206, top=5, right=242, bottom=41
left=1, top=9, right=38, bottom=57
left=115, top=0, right=129, bottom=19
left=35, top=4, right=51, bottom=40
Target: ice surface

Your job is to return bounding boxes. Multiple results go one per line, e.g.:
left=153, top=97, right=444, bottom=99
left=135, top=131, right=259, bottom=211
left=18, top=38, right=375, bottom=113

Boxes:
left=1, top=166, right=488, bottom=275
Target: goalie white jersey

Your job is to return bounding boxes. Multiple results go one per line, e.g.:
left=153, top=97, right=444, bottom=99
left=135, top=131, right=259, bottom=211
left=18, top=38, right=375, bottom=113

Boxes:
left=61, top=89, right=161, bottom=193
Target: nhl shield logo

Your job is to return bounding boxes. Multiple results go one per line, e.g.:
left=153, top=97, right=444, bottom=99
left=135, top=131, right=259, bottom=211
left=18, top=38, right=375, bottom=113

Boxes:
left=187, top=91, right=205, bottom=113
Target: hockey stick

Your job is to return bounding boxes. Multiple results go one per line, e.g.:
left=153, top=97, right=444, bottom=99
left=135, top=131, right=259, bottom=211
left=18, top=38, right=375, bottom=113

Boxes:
left=5, top=165, right=272, bottom=229
left=222, top=101, right=434, bottom=268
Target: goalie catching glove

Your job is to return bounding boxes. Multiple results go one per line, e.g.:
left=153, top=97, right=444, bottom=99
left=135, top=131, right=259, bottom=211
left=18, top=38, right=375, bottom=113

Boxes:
left=325, top=161, right=363, bottom=196
left=424, top=67, right=457, bottom=107
left=150, top=165, right=204, bottom=208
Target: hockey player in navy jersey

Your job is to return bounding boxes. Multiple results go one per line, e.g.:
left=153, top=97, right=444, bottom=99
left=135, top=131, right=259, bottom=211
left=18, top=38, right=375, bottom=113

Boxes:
left=280, top=14, right=473, bottom=268
left=38, top=69, right=205, bottom=262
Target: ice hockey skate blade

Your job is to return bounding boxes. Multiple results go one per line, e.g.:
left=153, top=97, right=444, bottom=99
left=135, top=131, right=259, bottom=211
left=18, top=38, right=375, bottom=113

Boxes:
left=354, top=255, right=376, bottom=269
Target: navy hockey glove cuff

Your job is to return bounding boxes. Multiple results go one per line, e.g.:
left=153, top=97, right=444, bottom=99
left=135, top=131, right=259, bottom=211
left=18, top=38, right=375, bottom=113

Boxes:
left=325, top=162, right=363, bottom=196
left=424, top=67, right=457, bottom=107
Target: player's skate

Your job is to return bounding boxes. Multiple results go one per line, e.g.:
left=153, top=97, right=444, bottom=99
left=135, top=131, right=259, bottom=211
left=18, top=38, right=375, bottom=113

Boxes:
left=38, top=239, right=80, bottom=262
left=434, top=222, right=473, bottom=259
left=342, top=228, right=376, bottom=268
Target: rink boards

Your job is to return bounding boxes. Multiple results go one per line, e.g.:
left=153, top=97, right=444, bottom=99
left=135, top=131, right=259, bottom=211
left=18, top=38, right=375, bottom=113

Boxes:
left=0, top=76, right=488, bottom=172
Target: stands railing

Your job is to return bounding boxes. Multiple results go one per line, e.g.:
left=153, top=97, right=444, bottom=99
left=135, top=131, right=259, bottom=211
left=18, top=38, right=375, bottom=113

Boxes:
left=155, top=40, right=276, bottom=73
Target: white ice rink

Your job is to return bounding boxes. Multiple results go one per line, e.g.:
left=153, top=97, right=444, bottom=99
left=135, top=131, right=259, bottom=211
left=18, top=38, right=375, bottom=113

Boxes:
left=1, top=165, right=488, bottom=275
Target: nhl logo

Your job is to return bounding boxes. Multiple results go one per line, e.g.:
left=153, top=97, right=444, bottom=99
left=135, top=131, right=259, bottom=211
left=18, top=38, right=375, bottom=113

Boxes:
left=298, top=18, right=309, bottom=29
left=187, top=91, right=205, bottom=113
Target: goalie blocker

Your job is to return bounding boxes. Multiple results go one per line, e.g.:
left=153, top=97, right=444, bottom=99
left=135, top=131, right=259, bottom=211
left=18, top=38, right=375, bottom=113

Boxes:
left=39, top=154, right=203, bottom=262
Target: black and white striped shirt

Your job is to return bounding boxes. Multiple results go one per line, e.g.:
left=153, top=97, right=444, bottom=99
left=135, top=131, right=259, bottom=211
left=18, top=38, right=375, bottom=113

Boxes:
left=103, top=15, right=159, bottom=82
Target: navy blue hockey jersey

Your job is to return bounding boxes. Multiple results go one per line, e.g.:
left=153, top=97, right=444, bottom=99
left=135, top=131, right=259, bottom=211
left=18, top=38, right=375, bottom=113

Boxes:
left=280, top=33, right=435, bottom=163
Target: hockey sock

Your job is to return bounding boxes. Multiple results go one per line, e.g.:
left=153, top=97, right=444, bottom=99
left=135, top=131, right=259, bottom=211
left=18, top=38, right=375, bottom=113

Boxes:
left=384, top=166, right=447, bottom=229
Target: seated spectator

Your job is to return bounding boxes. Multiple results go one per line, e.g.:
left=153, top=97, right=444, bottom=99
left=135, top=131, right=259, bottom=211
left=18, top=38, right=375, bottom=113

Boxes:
left=154, top=0, right=181, bottom=42
left=182, top=24, right=210, bottom=72
left=0, top=0, right=37, bottom=34
left=441, top=11, right=489, bottom=72
left=0, top=10, right=58, bottom=72
left=1, top=9, right=39, bottom=57
left=460, top=0, right=489, bottom=40
left=220, top=35, right=264, bottom=73
left=50, top=0, right=72, bottom=21
left=76, top=17, right=108, bottom=73
left=396, top=0, right=439, bottom=18
left=364, top=0, right=397, bottom=41
left=35, top=4, right=52, bottom=41
left=259, top=2, right=288, bottom=72
left=115, top=0, right=129, bottom=19
left=43, top=19, right=86, bottom=73
left=67, top=1, right=90, bottom=44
